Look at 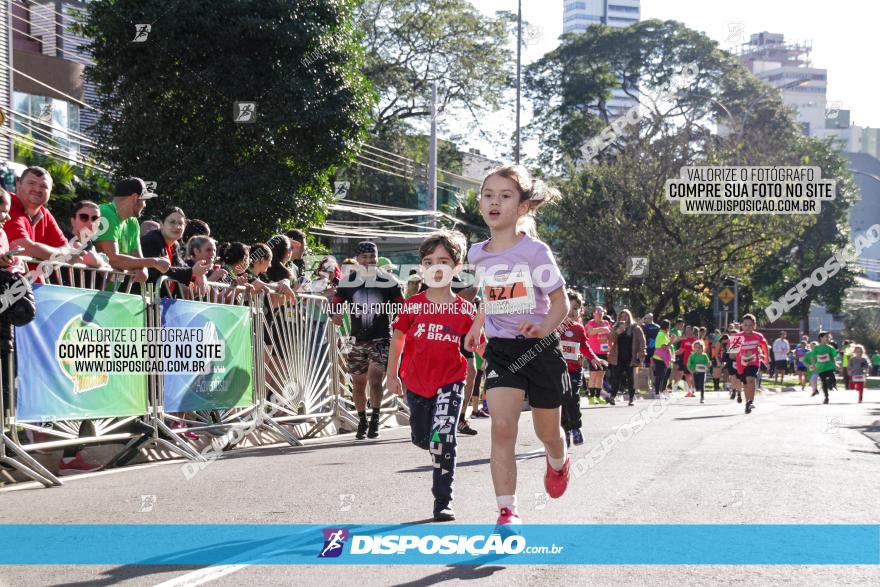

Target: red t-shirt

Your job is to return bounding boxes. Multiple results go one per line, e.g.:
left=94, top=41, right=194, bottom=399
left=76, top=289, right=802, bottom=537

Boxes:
left=680, top=336, right=696, bottom=366
left=585, top=318, right=612, bottom=354
left=736, top=331, right=769, bottom=374
left=392, top=292, right=476, bottom=397
left=560, top=322, right=598, bottom=372
left=5, top=194, right=67, bottom=249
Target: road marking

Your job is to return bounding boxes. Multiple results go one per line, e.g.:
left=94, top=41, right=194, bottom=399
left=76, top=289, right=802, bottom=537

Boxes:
left=152, top=564, right=249, bottom=587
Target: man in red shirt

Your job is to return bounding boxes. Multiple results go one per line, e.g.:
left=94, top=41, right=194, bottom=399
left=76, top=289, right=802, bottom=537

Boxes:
left=5, top=166, right=102, bottom=277
left=387, top=231, right=475, bottom=522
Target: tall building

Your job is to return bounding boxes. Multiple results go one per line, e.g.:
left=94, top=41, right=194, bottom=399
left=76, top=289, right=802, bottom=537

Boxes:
left=562, top=0, right=641, bottom=113
left=4, top=0, right=98, bottom=164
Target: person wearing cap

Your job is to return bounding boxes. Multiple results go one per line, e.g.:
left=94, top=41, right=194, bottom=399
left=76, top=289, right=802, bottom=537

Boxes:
left=330, top=241, right=405, bottom=439
left=5, top=166, right=103, bottom=273
left=95, top=177, right=171, bottom=282
left=641, top=313, right=660, bottom=368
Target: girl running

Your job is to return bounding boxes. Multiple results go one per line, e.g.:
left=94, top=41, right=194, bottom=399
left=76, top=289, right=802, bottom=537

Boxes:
left=687, top=340, right=711, bottom=403
left=585, top=306, right=612, bottom=404
left=735, top=314, right=770, bottom=414
left=848, top=344, right=869, bottom=403
left=464, top=164, right=570, bottom=525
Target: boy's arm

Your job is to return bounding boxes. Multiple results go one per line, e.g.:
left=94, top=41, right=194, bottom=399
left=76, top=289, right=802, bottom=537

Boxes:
left=386, top=329, right=406, bottom=396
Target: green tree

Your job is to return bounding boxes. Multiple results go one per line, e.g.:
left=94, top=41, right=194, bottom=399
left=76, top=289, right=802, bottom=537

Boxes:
left=78, top=0, right=374, bottom=242
left=528, top=20, right=857, bottom=320
left=843, top=307, right=880, bottom=353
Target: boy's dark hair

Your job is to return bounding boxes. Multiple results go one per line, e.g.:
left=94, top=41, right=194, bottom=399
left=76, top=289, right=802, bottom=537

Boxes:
left=418, top=230, right=466, bottom=265
left=659, top=319, right=671, bottom=330
left=285, top=229, right=306, bottom=244
left=674, top=318, right=685, bottom=325
left=566, top=288, right=584, bottom=307
left=818, top=331, right=830, bottom=340
left=182, top=219, right=210, bottom=242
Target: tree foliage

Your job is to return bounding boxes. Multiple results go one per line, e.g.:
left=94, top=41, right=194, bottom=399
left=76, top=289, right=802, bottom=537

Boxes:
left=528, top=20, right=858, bottom=320
left=78, top=0, right=374, bottom=242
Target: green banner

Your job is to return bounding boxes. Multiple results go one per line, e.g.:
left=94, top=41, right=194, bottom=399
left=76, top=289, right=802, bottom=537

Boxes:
left=15, top=285, right=148, bottom=422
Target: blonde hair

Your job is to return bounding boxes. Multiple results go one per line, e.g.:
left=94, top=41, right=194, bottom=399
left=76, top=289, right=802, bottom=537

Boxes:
left=480, top=164, right=560, bottom=235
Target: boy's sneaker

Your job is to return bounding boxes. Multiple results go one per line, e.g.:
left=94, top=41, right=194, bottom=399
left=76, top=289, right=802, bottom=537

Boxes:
left=58, top=453, right=101, bottom=476
left=565, top=430, right=571, bottom=447
left=544, top=455, right=571, bottom=499
left=571, top=428, right=584, bottom=445
left=811, top=390, right=819, bottom=397
left=367, top=415, right=380, bottom=439
left=745, top=401, right=753, bottom=414
left=496, top=507, right=522, bottom=525
left=823, top=396, right=829, bottom=404
left=355, top=419, right=368, bottom=440
left=736, top=392, right=742, bottom=403
left=472, top=409, right=490, bottom=419
left=457, top=421, right=478, bottom=436
left=434, top=505, right=455, bottom=522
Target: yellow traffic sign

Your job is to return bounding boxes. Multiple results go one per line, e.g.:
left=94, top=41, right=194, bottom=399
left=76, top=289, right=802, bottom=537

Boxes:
left=718, top=287, right=734, bottom=305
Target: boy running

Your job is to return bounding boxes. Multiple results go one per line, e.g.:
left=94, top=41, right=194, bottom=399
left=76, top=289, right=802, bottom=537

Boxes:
left=386, top=231, right=476, bottom=521
left=811, top=332, right=839, bottom=404
left=560, top=290, right=605, bottom=446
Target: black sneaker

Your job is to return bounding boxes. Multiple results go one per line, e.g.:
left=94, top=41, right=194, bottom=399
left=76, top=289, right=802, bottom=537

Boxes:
left=355, top=419, right=368, bottom=440
left=730, top=390, right=736, bottom=400
left=367, top=415, right=380, bottom=438
left=565, top=430, right=571, bottom=447
left=608, top=396, right=616, bottom=405
left=823, top=396, right=829, bottom=404
left=434, top=505, right=455, bottom=521
left=737, top=392, right=742, bottom=404
left=457, top=421, right=478, bottom=436
left=745, top=401, right=753, bottom=414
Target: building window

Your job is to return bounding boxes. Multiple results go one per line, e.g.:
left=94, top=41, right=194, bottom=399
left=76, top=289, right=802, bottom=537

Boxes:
left=564, top=1, right=588, bottom=10
left=608, top=16, right=638, bottom=24
left=608, top=4, right=640, bottom=12
left=12, top=91, right=81, bottom=156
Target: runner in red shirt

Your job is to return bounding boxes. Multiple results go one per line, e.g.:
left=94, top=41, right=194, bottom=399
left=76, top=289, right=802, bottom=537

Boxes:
left=387, top=231, right=475, bottom=522
left=735, top=314, right=770, bottom=414
left=585, top=306, right=612, bottom=404
left=678, top=327, right=697, bottom=397
left=560, top=290, right=605, bottom=446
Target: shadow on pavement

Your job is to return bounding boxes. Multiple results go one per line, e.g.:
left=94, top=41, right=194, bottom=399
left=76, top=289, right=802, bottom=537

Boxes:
left=54, top=565, right=213, bottom=587
left=398, top=452, right=544, bottom=474
left=391, top=564, right=506, bottom=586
left=673, top=415, right=738, bottom=421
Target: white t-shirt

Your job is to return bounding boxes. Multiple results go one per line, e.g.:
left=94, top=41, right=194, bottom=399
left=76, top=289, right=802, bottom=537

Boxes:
left=772, top=338, right=790, bottom=361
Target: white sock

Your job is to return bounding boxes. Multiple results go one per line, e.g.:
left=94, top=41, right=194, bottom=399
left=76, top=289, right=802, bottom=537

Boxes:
left=497, top=495, right=518, bottom=513
left=548, top=450, right=567, bottom=471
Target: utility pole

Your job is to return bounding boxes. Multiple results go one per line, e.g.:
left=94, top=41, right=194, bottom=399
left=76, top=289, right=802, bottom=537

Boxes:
left=429, top=81, right=437, bottom=224
left=515, top=0, right=521, bottom=164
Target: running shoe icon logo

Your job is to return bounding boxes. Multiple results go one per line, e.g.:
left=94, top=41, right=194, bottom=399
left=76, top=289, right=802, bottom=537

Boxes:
left=414, top=323, right=426, bottom=337
left=319, top=528, right=349, bottom=558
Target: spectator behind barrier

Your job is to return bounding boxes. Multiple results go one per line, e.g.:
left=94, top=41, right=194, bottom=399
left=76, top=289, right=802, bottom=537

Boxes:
left=5, top=167, right=103, bottom=278
left=59, top=201, right=110, bottom=289
left=185, top=236, right=227, bottom=283
left=182, top=218, right=210, bottom=243
left=284, top=229, right=308, bottom=287
left=95, top=177, right=171, bottom=283
left=140, top=207, right=208, bottom=295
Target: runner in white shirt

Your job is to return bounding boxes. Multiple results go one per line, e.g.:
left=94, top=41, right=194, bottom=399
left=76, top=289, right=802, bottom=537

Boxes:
left=772, top=331, right=791, bottom=385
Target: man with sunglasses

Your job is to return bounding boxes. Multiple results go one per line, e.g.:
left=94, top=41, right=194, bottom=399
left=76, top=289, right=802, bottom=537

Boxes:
left=95, top=177, right=170, bottom=283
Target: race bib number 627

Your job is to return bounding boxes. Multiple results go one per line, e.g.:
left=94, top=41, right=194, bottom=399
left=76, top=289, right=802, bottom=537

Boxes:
left=482, top=268, right=536, bottom=315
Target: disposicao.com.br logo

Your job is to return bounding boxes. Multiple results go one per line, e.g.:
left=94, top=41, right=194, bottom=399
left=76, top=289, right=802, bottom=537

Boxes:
left=317, top=527, right=564, bottom=558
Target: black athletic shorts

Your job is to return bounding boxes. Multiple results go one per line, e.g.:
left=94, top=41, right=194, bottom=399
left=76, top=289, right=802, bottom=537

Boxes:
left=773, top=359, right=788, bottom=371
left=726, top=358, right=738, bottom=376
left=483, top=335, right=568, bottom=409
left=740, top=365, right=759, bottom=382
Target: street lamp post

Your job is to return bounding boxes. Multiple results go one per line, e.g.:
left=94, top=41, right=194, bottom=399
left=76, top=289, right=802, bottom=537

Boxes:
left=515, top=0, right=522, bottom=164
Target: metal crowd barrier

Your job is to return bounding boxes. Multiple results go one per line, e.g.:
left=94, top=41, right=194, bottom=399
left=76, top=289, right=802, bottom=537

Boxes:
left=1, top=262, right=159, bottom=487
left=1, top=261, right=412, bottom=489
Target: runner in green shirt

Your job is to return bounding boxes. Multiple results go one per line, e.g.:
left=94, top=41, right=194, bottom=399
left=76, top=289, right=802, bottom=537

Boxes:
left=687, top=341, right=711, bottom=403
left=871, top=351, right=880, bottom=376
left=811, top=332, right=838, bottom=404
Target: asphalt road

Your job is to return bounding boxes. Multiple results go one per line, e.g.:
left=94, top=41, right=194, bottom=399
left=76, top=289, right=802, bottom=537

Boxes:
left=1, top=388, right=878, bottom=586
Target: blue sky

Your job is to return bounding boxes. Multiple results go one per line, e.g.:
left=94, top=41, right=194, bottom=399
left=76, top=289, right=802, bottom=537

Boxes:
left=469, top=0, right=878, bottom=161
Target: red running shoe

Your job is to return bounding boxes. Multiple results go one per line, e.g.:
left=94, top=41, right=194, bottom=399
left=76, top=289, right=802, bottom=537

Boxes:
left=496, top=507, right=522, bottom=525
left=58, top=453, right=101, bottom=476
left=544, top=455, right=571, bottom=499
